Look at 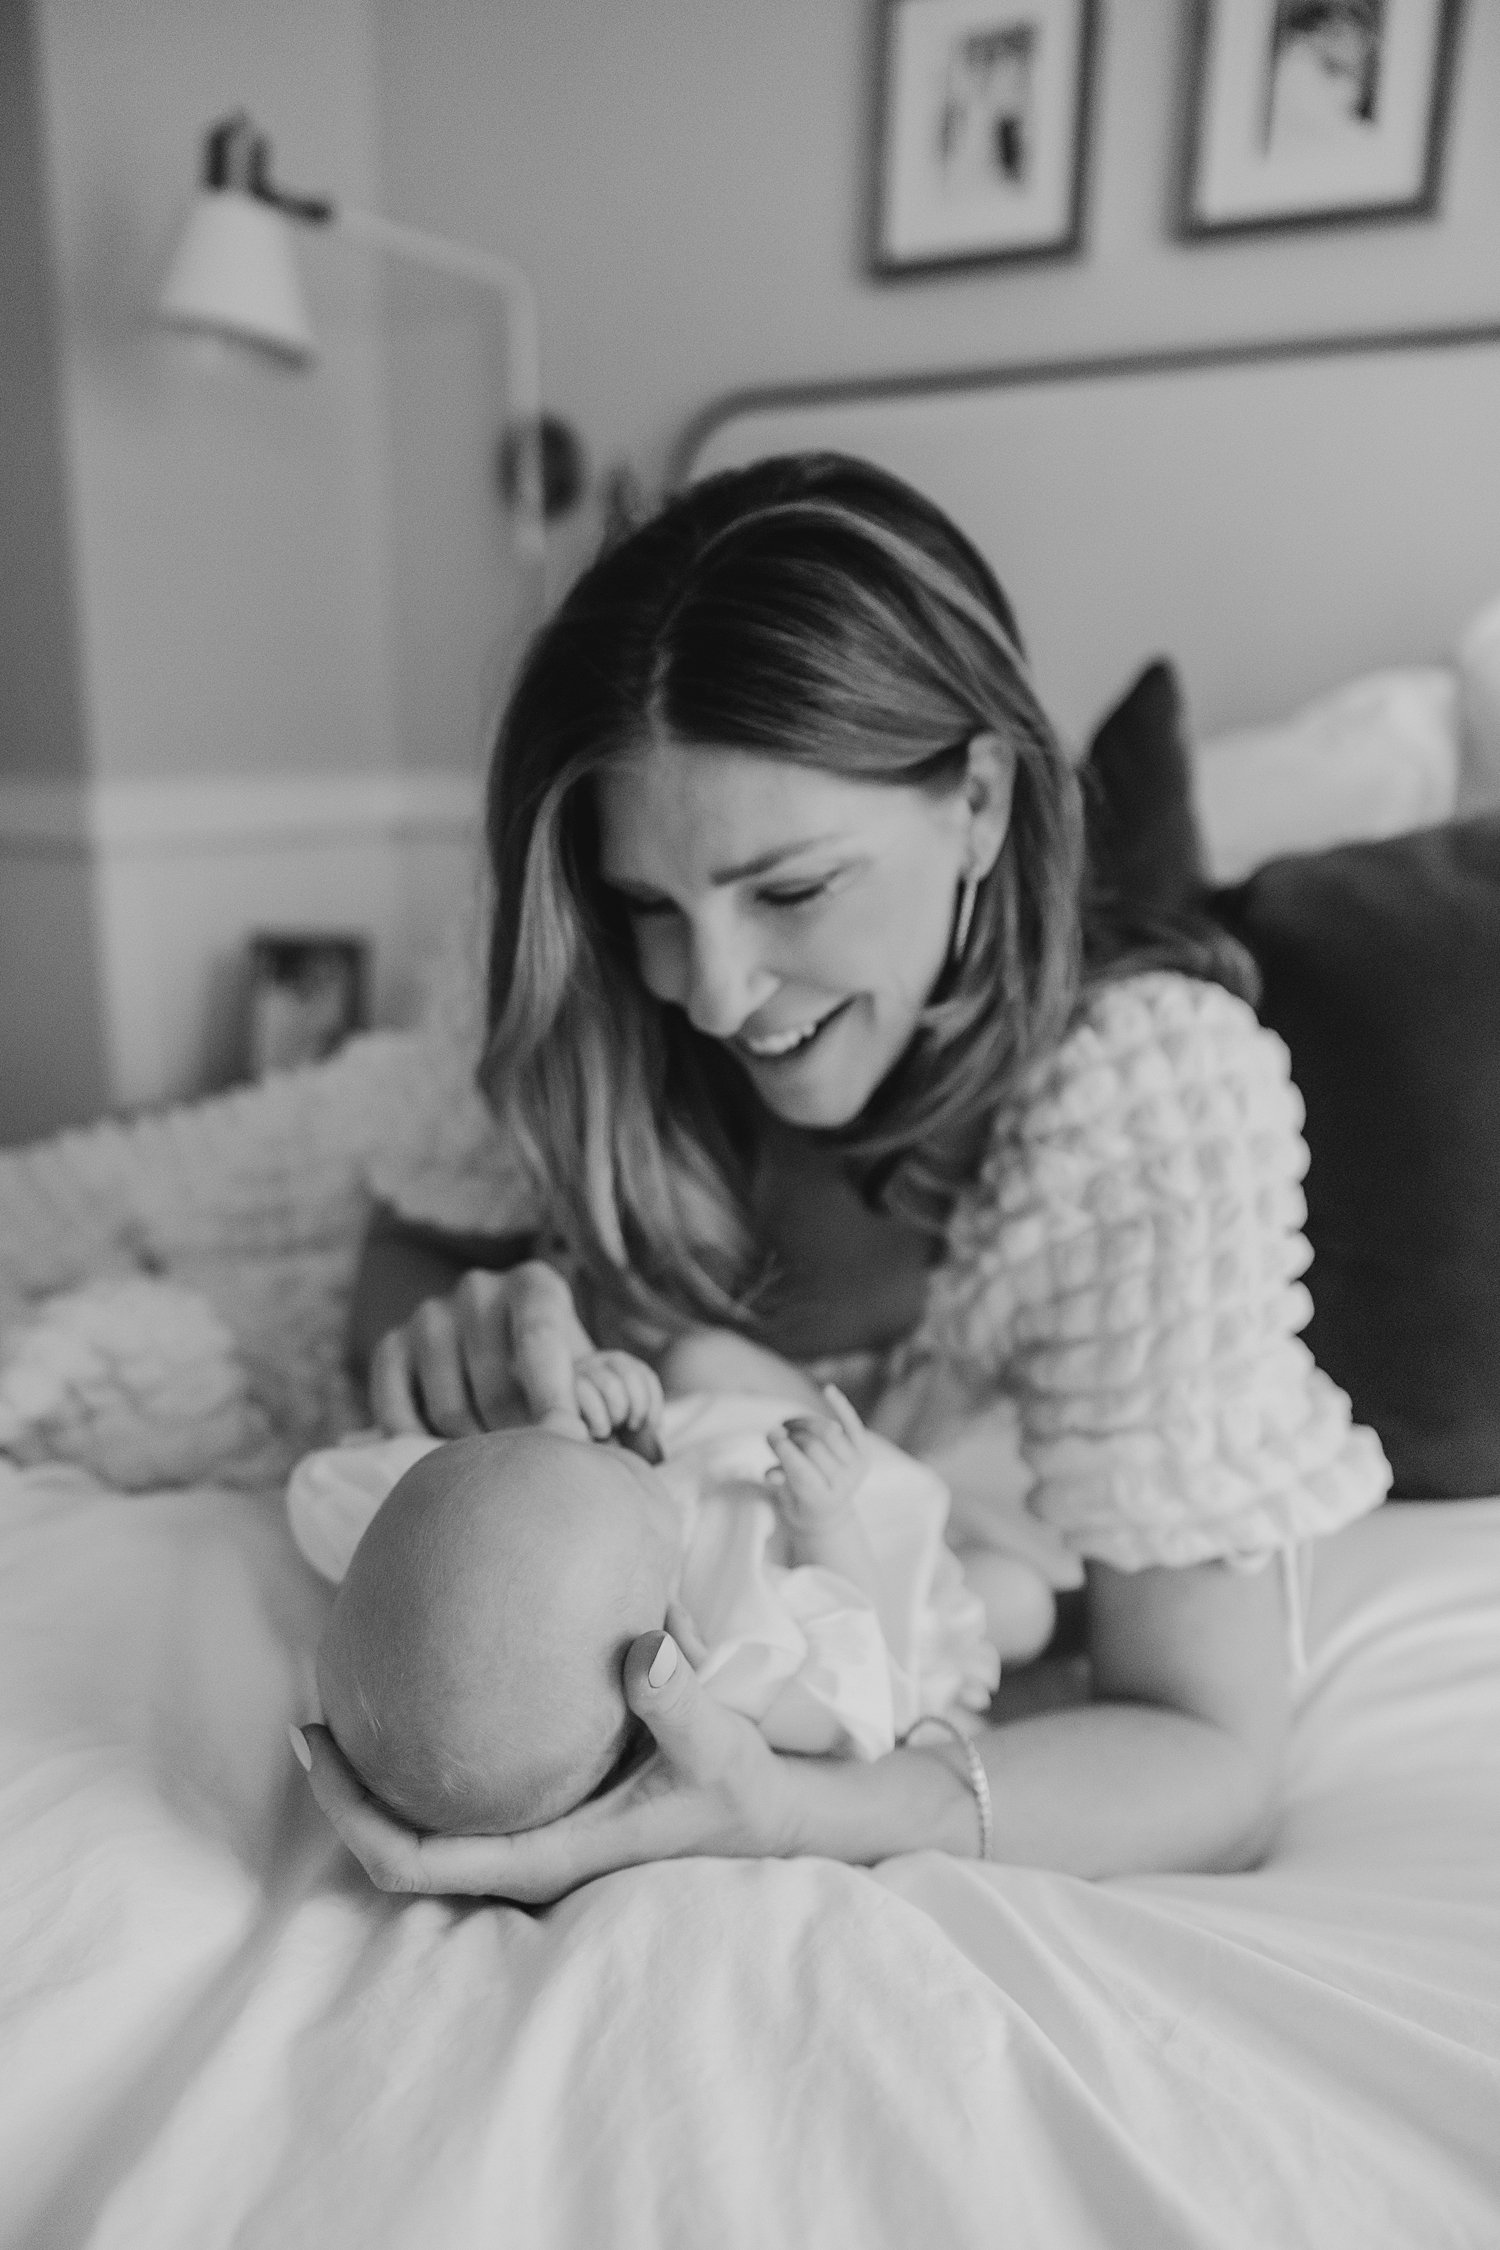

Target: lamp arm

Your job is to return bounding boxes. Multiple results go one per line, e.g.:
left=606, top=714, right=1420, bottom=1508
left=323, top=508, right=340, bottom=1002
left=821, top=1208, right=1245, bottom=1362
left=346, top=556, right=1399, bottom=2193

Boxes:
left=333, top=204, right=545, bottom=570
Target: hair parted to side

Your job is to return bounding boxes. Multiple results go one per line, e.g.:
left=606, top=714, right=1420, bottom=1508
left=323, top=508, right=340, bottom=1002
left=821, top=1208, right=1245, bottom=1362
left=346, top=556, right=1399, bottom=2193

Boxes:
left=479, top=453, right=1158, bottom=1344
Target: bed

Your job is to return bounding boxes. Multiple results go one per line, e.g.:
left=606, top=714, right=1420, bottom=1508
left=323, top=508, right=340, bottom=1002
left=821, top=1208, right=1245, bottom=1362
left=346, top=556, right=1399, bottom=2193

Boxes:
left=4, top=325, right=1500, bottom=2248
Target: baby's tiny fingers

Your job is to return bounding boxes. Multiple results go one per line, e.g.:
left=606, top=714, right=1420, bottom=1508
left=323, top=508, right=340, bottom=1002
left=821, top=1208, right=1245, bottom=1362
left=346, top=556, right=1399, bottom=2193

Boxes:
left=796, top=1435, right=847, bottom=1489
left=575, top=1374, right=614, bottom=1439
left=622, top=1358, right=665, bottom=1430
left=600, top=1360, right=639, bottom=1427
left=768, top=1425, right=832, bottom=1502
left=822, top=1385, right=867, bottom=1448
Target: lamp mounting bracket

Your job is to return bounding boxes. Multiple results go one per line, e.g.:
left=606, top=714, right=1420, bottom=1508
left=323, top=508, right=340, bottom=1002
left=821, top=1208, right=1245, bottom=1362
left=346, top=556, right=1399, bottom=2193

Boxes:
left=202, top=111, right=334, bottom=227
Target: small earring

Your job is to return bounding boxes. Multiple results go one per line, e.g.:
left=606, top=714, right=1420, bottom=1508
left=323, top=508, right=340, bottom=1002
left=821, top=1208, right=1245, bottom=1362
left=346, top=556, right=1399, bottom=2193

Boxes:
left=951, top=869, right=979, bottom=965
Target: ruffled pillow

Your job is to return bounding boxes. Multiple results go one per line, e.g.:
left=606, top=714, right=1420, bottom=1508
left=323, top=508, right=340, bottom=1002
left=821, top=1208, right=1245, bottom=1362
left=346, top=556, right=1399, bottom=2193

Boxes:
left=0, top=1275, right=282, bottom=1490
left=1192, top=669, right=1460, bottom=885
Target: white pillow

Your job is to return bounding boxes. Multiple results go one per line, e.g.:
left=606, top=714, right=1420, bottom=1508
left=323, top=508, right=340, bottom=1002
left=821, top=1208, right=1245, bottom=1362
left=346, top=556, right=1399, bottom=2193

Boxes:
left=0, top=1275, right=280, bottom=1490
left=1191, top=668, right=1461, bottom=886
left=1456, top=590, right=1500, bottom=814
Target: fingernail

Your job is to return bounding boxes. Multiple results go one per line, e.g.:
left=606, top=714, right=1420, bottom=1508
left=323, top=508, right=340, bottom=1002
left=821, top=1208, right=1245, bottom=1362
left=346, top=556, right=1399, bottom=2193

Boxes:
left=647, top=1633, right=679, bottom=1688
left=288, top=1724, right=312, bottom=1771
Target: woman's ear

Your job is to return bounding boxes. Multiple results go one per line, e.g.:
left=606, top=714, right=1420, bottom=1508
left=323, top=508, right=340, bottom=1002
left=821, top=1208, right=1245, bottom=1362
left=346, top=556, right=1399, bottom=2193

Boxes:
left=961, top=733, right=1016, bottom=879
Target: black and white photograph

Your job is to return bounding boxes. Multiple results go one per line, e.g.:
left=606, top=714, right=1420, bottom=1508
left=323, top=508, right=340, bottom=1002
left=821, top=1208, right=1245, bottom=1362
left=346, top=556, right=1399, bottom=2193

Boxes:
left=2, top=1, right=1499, bottom=2242
left=874, top=0, right=1097, bottom=271
left=1183, top=0, right=1461, bottom=233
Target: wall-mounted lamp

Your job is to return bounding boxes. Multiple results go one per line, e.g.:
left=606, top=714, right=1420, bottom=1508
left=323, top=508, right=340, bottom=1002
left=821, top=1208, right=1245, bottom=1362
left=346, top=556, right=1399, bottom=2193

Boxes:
left=158, top=113, right=584, bottom=623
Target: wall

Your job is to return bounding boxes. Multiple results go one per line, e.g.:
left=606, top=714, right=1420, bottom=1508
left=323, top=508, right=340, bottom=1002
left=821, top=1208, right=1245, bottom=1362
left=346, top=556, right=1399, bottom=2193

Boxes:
left=0, top=0, right=109, bottom=1137
left=0, top=0, right=482, bottom=1142
left=370, top=0, right=1500, bottom=782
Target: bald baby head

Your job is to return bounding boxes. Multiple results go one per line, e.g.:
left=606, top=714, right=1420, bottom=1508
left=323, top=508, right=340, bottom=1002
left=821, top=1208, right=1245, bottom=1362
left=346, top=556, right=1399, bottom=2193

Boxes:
left=317, top=1429, right=680, bottom=1836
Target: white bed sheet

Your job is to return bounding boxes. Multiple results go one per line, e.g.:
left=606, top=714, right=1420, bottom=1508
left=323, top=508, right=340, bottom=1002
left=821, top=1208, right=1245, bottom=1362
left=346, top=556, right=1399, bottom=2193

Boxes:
left=2, top=1464, right=1497, bottom=2249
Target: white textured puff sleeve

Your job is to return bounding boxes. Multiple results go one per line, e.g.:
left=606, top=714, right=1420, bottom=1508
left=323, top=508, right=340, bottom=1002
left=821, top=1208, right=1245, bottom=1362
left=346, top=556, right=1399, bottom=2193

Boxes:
left=923, top=972, right=1390, bottom=1573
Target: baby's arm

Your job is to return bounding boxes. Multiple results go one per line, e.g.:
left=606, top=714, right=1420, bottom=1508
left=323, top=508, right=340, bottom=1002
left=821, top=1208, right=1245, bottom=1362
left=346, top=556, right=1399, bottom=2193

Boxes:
left=659, top=1327, right=825, bottom=1412
left=767, top=1387, right=880, bottom=1600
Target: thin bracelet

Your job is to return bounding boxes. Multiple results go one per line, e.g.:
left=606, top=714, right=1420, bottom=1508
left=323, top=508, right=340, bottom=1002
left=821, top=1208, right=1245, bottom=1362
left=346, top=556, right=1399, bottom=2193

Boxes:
left=901, top=1714, right=994, bottom=1863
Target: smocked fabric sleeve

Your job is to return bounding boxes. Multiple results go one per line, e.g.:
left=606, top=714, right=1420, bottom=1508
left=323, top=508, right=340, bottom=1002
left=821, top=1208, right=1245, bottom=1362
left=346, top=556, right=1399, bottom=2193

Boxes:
left=923, top=973, right=1391, bottom=1573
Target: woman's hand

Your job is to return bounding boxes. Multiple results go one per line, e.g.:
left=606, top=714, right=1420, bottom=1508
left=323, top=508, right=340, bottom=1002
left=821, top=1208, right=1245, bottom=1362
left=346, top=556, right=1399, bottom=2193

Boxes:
left=368, top=1260, right=598, bottom=1440
left=296, top=1627, right=795, bottom=1905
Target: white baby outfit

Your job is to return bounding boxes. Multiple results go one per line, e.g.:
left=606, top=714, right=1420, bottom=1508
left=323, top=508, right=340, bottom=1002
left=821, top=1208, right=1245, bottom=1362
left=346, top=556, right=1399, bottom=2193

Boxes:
left=287, top=1393, right=999, bottom=1762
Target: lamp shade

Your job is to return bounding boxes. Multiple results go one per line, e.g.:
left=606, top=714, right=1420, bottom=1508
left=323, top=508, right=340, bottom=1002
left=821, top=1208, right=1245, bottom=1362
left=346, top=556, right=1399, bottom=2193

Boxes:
left=158, top=188, right=316, bottom=365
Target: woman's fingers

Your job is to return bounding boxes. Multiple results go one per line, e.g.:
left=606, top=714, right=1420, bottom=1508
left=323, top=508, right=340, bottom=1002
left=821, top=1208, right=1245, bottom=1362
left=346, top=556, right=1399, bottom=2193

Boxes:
left=618, top=1632, right=789, bottom=1851
left=621, top=1631, right=760, bottom=1793
left=299, top=1723, right=439, bottom=1894
left=506, top=1264, right=593, bottom=1436
left=453, top=1269, right=522, bottom=1429
left=367, top=1261, right=598, bottom=1442
left=408, top=1296, right=482, bottom=1436
left=369, top=1327, right=426, bottom=1434
left=664, top=1596, right=709, bottom=1668
left=300, top=1724, right=578, bottom=1899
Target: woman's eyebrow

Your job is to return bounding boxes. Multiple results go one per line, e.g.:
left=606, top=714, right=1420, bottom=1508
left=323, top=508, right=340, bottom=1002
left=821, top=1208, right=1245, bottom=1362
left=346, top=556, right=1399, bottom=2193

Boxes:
left=602, top=836, right=846, bottom=894
left=708, top=836, right=843, bottom=884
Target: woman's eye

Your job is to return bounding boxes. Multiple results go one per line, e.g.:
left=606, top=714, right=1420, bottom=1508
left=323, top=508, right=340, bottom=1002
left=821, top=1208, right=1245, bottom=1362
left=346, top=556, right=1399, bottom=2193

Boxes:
left=620, top=895, right=676, bottom=920
left=759, top=881, right=830, bottom=910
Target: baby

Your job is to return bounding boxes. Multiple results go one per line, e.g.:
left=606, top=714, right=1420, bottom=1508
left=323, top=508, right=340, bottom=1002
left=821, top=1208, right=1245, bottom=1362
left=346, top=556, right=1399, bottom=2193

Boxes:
left=296, top=1334, right=1010, bottom=1839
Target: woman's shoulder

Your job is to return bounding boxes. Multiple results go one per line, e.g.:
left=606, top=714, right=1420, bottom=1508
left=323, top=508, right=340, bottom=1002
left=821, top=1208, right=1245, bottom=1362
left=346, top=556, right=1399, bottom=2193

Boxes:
left=997, top=969, right=1300, bottom=1175
left=1034, top=967, right=1287, bottom=1116
left=942, top=968, right=1305, bottom=1271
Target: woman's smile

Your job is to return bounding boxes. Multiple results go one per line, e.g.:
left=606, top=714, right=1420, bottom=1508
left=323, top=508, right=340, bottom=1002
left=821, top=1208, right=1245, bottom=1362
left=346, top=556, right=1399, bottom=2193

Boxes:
left=597, top=739, right=973, bottom=1128
left=736, top=999, right=851, bottom=1063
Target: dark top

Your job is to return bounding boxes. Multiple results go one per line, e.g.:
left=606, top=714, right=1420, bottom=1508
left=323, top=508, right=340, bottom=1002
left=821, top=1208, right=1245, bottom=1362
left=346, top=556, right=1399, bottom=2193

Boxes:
left=746, top=1116, right=936, bottom=1362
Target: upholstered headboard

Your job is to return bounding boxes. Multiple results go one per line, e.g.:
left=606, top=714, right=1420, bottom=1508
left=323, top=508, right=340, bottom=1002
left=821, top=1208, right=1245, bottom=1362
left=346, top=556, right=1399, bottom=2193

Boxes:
left=674, top=323, right=1500, bottom=749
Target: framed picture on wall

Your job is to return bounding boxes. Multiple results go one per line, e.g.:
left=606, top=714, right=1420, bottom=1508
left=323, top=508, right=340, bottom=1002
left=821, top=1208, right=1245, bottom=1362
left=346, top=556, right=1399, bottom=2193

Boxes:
left=245, top=933, right=369, bottom=1080
left=1181, top=0, right=1463, bottom=237
left=872, top=0, right=1098, bottom=275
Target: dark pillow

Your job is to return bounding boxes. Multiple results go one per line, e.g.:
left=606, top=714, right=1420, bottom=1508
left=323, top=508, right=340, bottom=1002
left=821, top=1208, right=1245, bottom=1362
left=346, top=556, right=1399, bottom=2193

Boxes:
left=1213, top=817, right=1500, bottom=1500
left=1081, top=659, right=1206, bottom=923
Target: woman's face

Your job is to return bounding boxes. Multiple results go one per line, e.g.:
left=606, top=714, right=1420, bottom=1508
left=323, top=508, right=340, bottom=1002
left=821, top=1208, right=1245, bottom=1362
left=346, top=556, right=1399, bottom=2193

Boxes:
left=596, top=737, right=1004, bottom=1129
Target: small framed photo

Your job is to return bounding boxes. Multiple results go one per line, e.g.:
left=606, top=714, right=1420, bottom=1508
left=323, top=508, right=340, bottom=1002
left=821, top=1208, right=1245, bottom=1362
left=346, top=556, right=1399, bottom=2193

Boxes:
left=1181, top=0, right=1462, bottom=237
left=873, top=0, right=1098, bottom=275
left=245, top=932, right=369, bottom=1080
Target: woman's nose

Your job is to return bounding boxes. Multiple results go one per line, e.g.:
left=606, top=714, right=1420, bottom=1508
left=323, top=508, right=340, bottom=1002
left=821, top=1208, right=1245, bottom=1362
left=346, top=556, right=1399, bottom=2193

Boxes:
left=683, top=918, right=775, bottom=1038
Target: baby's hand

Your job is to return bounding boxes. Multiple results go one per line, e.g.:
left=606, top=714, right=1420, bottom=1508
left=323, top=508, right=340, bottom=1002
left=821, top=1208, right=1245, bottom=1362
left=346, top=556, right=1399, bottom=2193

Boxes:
left=574, top=1351, right=664, bottom=1463
left=766, top=1386, right=869, bottom=1533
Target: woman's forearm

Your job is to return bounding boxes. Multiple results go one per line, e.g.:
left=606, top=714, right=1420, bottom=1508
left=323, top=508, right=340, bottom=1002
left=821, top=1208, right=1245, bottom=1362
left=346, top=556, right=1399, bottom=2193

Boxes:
left=781, top=1555, right=1288, bottom=1878
left=980, top=1700, right=1278, bottom=1875
left=780, top=1699, right=1280, bottom=1879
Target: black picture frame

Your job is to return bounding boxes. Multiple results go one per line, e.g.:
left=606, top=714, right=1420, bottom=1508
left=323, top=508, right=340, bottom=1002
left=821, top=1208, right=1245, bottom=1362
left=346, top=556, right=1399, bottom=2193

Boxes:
left=245, top=932, right=369, bottom=1080
left=872, top=0, right=1099, bottom=277
left=1180, top=0, right=1463, bottom=240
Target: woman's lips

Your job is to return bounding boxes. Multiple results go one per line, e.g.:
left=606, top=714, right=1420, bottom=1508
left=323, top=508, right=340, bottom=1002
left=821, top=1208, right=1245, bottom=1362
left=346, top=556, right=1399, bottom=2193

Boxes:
left=736, top=1001, right=850, bottom=1064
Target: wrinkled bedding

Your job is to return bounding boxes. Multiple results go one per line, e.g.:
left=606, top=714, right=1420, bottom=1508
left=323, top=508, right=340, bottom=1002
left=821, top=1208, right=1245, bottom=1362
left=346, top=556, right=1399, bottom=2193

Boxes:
left=2, top=1462, right=1497, bottom=2249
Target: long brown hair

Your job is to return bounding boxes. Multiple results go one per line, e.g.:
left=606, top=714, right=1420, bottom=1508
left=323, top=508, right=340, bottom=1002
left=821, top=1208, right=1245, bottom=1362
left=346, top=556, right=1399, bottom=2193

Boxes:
left=479, top=453, right=1215, bottom=1346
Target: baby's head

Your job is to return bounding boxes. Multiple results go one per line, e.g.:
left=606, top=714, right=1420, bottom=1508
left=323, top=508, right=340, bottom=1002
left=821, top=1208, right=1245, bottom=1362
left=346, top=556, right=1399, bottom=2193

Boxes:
left=316, top=1428, right=682, bottom=1837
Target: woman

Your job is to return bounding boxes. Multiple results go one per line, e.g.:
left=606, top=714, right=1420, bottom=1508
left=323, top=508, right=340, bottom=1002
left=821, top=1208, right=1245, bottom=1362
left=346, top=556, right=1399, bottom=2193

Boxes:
left=299, top=454, right=1388, bottom=1898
